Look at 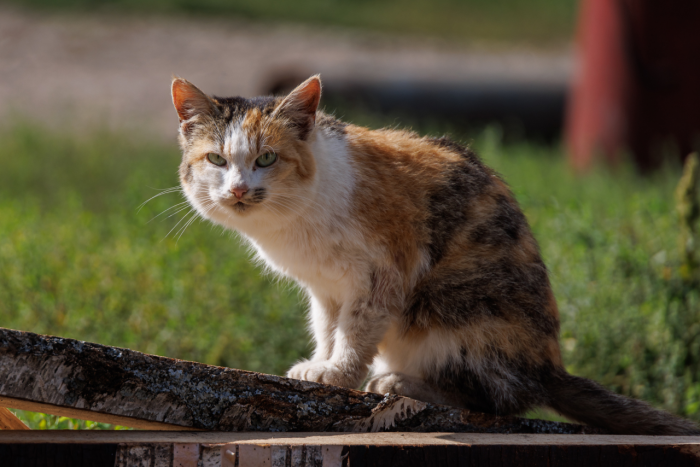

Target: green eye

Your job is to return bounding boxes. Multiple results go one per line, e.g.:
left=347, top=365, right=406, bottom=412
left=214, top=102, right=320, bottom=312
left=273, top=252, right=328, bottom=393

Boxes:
left=207, top=153, right=226, bottom=166
left=255, top=152, right=277, bottom=168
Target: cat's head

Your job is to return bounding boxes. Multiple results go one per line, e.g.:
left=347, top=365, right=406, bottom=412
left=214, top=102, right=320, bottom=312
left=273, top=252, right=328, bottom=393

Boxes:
left=171, top=75, right=322, bottom=231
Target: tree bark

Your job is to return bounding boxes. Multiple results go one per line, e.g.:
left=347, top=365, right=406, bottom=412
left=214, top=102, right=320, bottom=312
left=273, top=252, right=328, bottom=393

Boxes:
left=0, top=327, right=597, bottom=433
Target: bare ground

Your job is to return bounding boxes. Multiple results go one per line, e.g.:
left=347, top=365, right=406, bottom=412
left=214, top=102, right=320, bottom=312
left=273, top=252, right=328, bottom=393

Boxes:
left=0, top=7, right=572, bottom=139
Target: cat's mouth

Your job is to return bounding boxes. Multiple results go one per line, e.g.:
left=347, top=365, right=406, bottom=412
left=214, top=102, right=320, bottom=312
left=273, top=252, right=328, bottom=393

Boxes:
left=221, top=195, right=265, bottom=214
left=231, top=201, right=251, bottom=213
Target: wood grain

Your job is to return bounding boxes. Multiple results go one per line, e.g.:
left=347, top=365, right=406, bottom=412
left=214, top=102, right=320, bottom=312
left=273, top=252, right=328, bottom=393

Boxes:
left=2, top=431, right=700, bottom=446
left=0, top=407, right=29, bottom=430
left=3, top=432, right=700, bottom=467
left=0, top=396, right=197, bottom=431
left=0, top=327, right=596, bottom=433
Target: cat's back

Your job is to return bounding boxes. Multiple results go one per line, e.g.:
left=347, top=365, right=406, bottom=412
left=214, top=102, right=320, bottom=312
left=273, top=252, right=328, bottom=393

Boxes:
left=337, top=122, right=538, bottom=262
left=342, top=124, right=492, bottom=189
left=336, top=122, right=558, bottom=345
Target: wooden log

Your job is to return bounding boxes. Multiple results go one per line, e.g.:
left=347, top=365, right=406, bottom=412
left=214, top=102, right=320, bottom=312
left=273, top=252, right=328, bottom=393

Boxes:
left=0, top=327, right=596, bottom=433
left=1, top=432, right=700, bottom=467
left=0, top=407, right=29, bottom=430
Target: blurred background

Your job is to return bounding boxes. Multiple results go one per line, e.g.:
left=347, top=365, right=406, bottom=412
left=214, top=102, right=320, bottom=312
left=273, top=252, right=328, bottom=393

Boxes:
left=1, top=0, right=700, bottom=429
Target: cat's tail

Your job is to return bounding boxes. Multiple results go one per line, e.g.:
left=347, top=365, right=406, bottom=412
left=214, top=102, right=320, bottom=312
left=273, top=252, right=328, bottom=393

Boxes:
left=545, top=369, right=700, bottom=435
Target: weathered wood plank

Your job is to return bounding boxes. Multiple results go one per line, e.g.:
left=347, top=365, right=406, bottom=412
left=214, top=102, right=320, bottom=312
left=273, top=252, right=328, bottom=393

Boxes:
left=2, top=441, right=699, bottom=467
left=0, top=327, right=595, bottom=434
left=114, top=443, right=173, bottom=467
left=2, top=433, right=700, bottom=467
left=2, top=432, right=700, bottom=446
left=0, top=407, right=29, bottom=430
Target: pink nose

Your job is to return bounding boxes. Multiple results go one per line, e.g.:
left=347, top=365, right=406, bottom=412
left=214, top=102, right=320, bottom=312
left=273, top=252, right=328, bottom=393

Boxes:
left=231, top=186, right=249, bottom=199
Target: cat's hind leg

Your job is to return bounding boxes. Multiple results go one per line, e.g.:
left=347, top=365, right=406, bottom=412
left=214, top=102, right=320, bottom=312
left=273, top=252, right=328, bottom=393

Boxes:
left=365, top=373, right=463, bottom=407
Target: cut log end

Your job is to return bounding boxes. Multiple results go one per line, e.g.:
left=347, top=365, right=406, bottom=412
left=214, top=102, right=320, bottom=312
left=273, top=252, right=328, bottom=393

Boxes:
left=0, top=407, right=29, bottom=430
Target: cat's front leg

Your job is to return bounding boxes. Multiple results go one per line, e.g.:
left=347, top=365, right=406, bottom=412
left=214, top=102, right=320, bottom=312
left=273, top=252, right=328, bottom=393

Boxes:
left=287, top=296, right=390, bottom=389
left=307, top=295, right=339, bottom=362
left=287, top=294, right=340, bottom=382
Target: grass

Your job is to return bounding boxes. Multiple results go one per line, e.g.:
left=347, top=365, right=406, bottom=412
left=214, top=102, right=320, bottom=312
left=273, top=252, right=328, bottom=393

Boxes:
left=1, top=118, right=699, bottom=429
left=4, top=0, right=578, bottom=46
left=0, top=124, right=310, bottom=428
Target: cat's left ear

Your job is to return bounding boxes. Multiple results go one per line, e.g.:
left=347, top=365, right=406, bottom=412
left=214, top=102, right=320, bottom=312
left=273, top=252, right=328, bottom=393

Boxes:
left=275, top=75, right=322, bottom=140
left=171, top=78, right=218, bottom=122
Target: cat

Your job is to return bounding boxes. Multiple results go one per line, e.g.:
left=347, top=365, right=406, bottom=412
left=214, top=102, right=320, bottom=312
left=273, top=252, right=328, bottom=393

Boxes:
left=171, top=74, right=699, bottom=435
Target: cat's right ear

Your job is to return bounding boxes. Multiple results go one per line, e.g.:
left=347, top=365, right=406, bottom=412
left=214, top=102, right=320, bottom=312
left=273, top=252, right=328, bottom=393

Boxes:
left=171, top=78, right=217, bottom=122
left=274, top=75, right=322, bottom=141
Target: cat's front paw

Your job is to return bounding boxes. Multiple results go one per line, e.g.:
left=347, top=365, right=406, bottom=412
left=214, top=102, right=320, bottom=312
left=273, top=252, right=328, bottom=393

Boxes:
left=287, top=360, right=357, bottom=388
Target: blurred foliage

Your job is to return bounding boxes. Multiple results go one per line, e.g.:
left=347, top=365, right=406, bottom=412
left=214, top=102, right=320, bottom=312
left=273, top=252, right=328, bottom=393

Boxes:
left=676, top=153, right=700, bottom=283
left=0, top=123, right=309, bottom=428
left=1, top=118, right=700, bottom=430
left=0, top=124, right=308, bottom=371
left=8, top=409, right=131, bottom=430
left=2, top=0, right=578, bottom=45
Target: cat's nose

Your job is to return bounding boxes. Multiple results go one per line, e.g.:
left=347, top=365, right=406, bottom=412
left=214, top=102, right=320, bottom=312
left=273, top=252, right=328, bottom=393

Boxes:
left=230, top=185, right=249, bottom=199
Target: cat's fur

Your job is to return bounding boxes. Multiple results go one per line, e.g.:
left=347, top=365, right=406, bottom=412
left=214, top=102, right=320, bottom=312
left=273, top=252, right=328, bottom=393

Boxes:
left=171, top=75, right=699, bottom=435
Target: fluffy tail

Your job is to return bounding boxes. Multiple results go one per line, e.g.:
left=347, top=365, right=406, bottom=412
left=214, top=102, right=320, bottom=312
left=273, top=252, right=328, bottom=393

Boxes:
left=546, top=369, right=700, bottom=435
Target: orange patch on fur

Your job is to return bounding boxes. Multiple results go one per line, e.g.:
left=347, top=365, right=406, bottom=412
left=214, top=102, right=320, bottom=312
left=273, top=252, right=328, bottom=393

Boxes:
left=344, top=126, right=465, bottom=284
left=240, top=109, right=317, bottom=181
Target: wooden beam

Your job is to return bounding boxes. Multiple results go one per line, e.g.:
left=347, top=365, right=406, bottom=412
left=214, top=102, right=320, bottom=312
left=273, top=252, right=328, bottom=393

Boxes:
left=1, top=432, right=700, bottom=467
left=0, top=327, right=596, bottom=433
left=1, top=431, right=700, bottom=445
left=0, top=396, right=196, bottom=431
left=0, top=407, right=29, bottom=430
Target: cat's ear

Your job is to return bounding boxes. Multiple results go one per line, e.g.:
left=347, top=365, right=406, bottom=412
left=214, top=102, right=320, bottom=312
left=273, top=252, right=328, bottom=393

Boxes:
left=171, top=78, right=217, bottom=122
left=275, top=75, right=322, bottom=140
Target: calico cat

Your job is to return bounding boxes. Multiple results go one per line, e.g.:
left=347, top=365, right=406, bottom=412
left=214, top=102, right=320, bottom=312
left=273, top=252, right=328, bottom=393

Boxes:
left=171, top=74, right=698, bottom=435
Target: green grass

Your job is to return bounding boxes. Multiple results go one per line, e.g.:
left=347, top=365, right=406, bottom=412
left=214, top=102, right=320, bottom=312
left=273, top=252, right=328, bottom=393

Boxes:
left=1, top=120, right=699, bottom=429
left=4, top=0, right=578, bottom=46
left=0, top=124, right=310, bottom=428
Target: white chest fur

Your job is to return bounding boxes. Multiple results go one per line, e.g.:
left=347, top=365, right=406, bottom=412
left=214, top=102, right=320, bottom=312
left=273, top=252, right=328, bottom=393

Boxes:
left=239, top=129, right=363, bottom=298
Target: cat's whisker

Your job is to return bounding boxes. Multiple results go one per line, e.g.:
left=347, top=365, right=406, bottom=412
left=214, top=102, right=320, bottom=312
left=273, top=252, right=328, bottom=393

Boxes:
left=137, top=186, right=183, bottom=212
left=261, top=201, right=289, bottom=220
left=174, top=200, right=217, bottom=242
left=162, top=208, right=194, bottom=241
left=164, top=203, right=194, bottom=220
left=266, top=203, right=307, bottom=221
left=272, top=187, right=321, bottom=200
left=266, top=195, right=305, bottom=212
left=148, top=201, right=190, bottom=223
left=271, top=204, right=302, bottom=221
left=164, top=197, right=214, bottom=240
left=270, top=196, right=321, bottom=215
left=272, top=191, right=323, bottom=208
left=266, top=203, right=315, bottom=227
left=175, top=213, right=199, bottom=240
left=264, top=199, right=305, bottom=222
left=174, top=211, right=200, bottom=242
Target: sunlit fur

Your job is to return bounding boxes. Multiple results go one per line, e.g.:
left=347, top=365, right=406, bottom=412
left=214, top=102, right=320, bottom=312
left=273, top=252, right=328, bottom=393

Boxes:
left=172, top=75, right=699, bottom=435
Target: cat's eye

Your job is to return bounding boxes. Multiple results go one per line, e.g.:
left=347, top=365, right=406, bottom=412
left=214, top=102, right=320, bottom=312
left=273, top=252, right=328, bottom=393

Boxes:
left=255, top=152, right=277, bottom=168
left=207, top=153, right=226, bottom=167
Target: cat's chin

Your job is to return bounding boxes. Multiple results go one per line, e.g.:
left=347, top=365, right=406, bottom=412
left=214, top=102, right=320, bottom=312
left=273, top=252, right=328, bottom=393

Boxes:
left=229, top=202, right=253, bottom=214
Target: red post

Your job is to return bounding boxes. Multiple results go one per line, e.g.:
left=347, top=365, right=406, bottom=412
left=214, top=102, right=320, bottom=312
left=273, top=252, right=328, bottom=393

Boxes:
left=567, top=0, right=700, bottom=172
